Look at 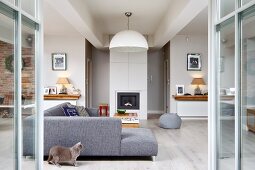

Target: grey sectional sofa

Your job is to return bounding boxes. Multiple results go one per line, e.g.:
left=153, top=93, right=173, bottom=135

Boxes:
left=23, top=102, right=158, bottom=159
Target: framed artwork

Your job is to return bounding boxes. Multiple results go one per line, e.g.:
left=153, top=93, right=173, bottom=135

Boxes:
left=187, top=53, right=201, bottom=71
left=176, top=85, right=185, bottom=95
left=44, top=88, right=50, bottom=95
left=52, top=53, right=67, bottom=70
left=48, top=86, right=57, bottom=94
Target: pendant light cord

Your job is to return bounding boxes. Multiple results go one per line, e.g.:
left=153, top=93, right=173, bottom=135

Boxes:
left=125, top=12, right=132, bottom=30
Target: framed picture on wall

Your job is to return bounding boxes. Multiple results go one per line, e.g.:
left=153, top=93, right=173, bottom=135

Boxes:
left=176, top=85, right=185, bottom=95
left=52, top=53, right=67, bottom=70
left=187, top=53, right=201, bottom=71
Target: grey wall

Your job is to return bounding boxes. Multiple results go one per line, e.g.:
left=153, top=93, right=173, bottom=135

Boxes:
left=170, top=35, right=208, bottom=113
left=44, top=35, right=86, bottom=106
left=147, top=49, right=164, bottom=113
left=92, top=47, right=110, bottom=108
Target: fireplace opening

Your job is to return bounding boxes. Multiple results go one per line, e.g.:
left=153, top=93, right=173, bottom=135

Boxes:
left=117, top=92, right=140, bottom=110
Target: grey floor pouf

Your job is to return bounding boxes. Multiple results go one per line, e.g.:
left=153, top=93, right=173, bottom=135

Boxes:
left=159, top=113, right=182, bottom=129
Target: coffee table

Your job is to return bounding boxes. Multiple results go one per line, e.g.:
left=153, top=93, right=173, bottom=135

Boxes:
left=114, top=113, right=139, bottom=128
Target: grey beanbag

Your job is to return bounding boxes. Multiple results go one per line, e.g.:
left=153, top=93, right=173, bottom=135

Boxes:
left=159, top=113, right=182, bottom=129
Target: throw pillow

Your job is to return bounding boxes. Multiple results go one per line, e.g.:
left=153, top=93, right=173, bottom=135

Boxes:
left=62, top=106, right=79, bottom=116
left=66, top=103, right=90, bottom=117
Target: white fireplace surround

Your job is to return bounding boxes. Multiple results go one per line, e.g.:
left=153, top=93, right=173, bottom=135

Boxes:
left=109, top=51, right=148, bottom=119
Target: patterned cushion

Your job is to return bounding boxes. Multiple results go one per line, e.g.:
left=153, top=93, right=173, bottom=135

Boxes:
left=62, top=106, right=79, bottom=116
left=66, top=103, right=90, bottom=117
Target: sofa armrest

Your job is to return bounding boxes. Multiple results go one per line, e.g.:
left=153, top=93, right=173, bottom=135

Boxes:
left=43, top=117, right=122, bottom=156
left=86, top=108, right=99, bottom=117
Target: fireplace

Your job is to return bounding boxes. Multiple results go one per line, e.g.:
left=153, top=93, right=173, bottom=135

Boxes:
left=117, top=92, right=140, bottom=110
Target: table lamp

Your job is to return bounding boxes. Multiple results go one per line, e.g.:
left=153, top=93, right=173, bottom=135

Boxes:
left=57, top=77, right=70, bottom=94
left=191, top=78, right=205, bottom=95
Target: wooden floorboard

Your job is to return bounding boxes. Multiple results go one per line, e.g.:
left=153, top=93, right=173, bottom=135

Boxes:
left=1, top=118, right=209, bottom=170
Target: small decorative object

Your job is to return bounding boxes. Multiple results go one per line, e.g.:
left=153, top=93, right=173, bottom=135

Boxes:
left=117, top=109, right=126, bottom=114
left=44, top=88, right=50, bottom=95
left=187, top=53, right=201, bottom=71
left=0, top=96, right=4, bottom=104
left=191, top=78, right=206, bottom=95
left=52, top=53, right=66, bottom=70
left=5, top=54, right=25, bottom=72
left=48, top=86, right=57, bottom=94
left=220, top=56, right=225, bottom=72
left=56, top=77, right=70, bottom=94
left=176, top=85, right=184, bottom=95
left=72, top=86, right=81, bottom=95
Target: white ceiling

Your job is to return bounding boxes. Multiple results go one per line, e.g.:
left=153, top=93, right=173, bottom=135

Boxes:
left=44, top=0, right=208, bottom=48
left=178, top=7, right=208, bottom=35
left=84, top=0, right=172, bottom=35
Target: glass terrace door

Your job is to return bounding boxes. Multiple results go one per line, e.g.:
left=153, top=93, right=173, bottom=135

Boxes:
left=210, top=0, right=255, bottom=169
left=0, top=0, right=42, bottom=169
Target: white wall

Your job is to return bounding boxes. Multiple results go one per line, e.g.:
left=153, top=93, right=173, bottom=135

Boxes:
left=110, top=51, right=147, bottom=119
left=44, top=35, right=85, bottom=105
left=170, top=35, right=208, bottom=113
left=147, top=50, right=164, bottom=113
left=92, top=48, right=110, bottom=107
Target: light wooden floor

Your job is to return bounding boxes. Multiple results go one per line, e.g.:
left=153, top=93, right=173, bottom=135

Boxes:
left=0, top=118, right=208, bottom=170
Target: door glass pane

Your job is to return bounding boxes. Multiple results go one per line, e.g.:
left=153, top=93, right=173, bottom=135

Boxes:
left=21, top=15, right=37, bottom=169
left=242, top=0, right=252, bottom=6
left=241, top=7, right=255, bottom=170
left=220, top=0, right=235, bottom=18
left=21, top=0, right=35, bottom=17
left=0, top=6, right=15, bottom=170
left=216, top=17, right=235, bottom=170
left=3, top=0, right=15, bottom=5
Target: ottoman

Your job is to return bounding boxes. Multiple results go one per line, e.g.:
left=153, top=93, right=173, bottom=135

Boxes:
left=159, top=113, right=182, bottom=129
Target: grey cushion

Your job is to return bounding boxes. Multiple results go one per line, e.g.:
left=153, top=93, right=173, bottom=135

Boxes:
left=121, top=128, right=158, bottom=156
left=86, top=108, right=99, bottom=117
left=67, top=103, right=90, bottom=117
left=44, top=102, right=70, bottom=116
left=159, top=113, right=182, bottom=129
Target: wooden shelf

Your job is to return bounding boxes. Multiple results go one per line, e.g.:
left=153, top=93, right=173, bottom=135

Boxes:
left=44, top=94, right=80, bottom=100
left=173, top=95, right=208, bottom=101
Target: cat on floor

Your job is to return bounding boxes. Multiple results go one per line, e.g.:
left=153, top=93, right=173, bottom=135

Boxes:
left=47, top=142, right=84, bottom=167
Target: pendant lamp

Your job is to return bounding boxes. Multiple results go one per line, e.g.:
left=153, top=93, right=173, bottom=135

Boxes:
left=109, top=12, right=148, bottom=52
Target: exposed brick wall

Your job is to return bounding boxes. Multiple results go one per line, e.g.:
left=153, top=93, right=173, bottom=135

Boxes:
left=0, top=40, right=35, bottom=103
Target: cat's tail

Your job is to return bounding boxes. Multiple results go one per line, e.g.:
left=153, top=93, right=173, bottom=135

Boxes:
left=47, top=154, right=53, bottom=164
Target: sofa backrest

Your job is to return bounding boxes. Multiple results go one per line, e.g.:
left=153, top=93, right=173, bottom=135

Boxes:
left=44, top=102, right=69, bottom=116
left=43, top=117, right=122, bottom=156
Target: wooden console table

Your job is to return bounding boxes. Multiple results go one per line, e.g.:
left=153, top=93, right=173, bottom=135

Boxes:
left=173, top=95, right=208, bottom=117
left=44, top=94, right=80, bottom=100
left=44, top=94, right=80, bottom=110
left=173, top=95, right=208, bottom=101
left=247, top=107, right=255, bottom=132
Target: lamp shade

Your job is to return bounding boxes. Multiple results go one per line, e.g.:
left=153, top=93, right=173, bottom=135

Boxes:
left=57, top=77, right=70, bottom=84
left=191, top=78, right=205, bottom=85
left=109, top=30, right=148, bottom=52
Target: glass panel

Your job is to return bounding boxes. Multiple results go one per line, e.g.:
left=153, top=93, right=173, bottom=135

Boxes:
left=216, top=17, right=235, bottom=170
left=21, top=15, right=37, bottom=169
left=242, top=0, right=253, bottom=6
left=0, top=5, right=15, bottom=170
left=220, top=0, right=235, bottom=18
left=3, top=0, right=15, bottom=5
left=21, top=0, right=35, bottom=17
left=241, top=6, right=255, bottom=170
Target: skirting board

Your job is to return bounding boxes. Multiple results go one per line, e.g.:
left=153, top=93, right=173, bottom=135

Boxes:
left=147, top=110, right=165, bottom=114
